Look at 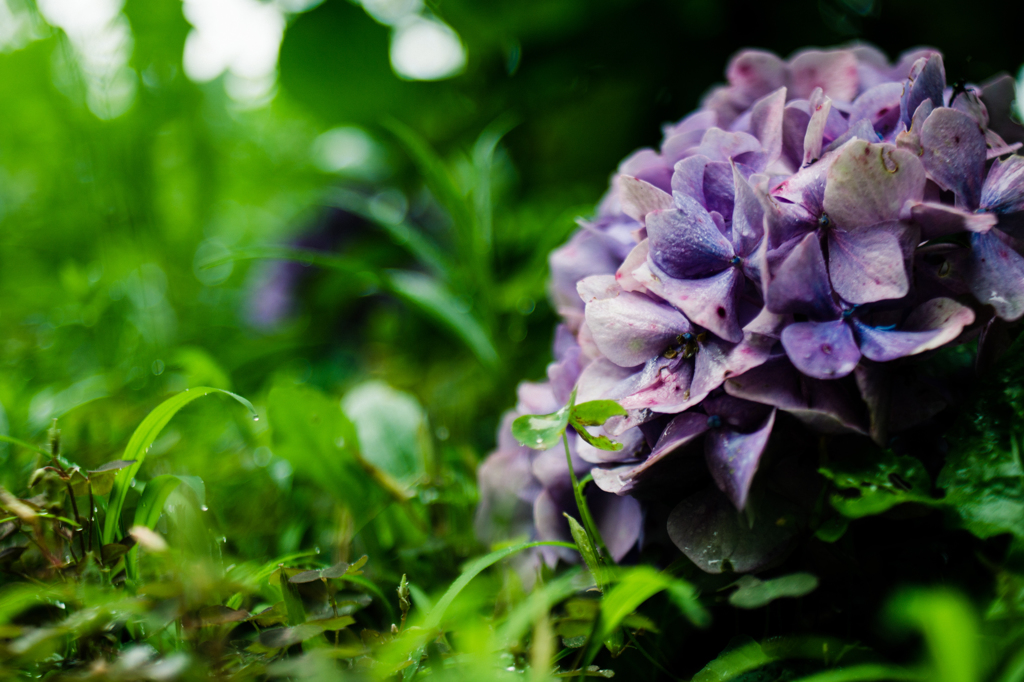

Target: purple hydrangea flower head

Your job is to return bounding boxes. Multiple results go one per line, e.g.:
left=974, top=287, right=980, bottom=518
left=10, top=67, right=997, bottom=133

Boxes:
left=478, top=44, right=1024, bottom=576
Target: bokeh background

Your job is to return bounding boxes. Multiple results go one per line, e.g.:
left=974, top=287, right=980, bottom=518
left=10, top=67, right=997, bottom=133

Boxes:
left=1, top=0, right=1022, bottom=630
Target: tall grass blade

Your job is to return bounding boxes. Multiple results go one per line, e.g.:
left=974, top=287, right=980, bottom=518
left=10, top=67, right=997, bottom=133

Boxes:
left=102, top=388, right=256, bottom=545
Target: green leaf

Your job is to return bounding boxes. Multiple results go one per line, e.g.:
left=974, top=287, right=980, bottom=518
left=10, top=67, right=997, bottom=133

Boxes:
left=570, top=400, right=627, bottom=426
left=789, top=665, right=925, bottom=682
left=341, top=381, right=430, bottom=488
left=938, top=334, right=1024, bottom=539
left=728, top=572, right=819, bottom=609
left=819, top=448, right=936, bottom=518
left=886, top=589, right=979, bottom=682
left=102, top=388, right=256, bottom=545
left=125, top=474, right=183, bottom=580
left=692, top=636, right=864, bottom=682
left=564, top=513, right=605, bottom=590
left=512, top=403, right=572, bottom=451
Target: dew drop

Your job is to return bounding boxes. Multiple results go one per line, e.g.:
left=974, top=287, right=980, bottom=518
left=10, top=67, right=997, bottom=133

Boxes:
left=253, top=416, right=260, bottom=422
left=200, top=505, right=209, bottom=512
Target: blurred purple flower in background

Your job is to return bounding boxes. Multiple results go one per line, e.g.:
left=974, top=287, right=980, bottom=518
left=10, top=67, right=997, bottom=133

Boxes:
left=477, top=44, right=1024, bottom=578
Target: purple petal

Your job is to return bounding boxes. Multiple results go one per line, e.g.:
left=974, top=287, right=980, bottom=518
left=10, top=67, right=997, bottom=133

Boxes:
left=763, top=232, right=838, bottom=319
left=702, top=395, right=773, bottom=430
left=532, top=434, right=589, bottom=489
left=584, top=288, right=692, bottom=368
left=689, top=332, right=777, bottom=406
left=671, top=155, right=712, bottom=206
left=731, top=166, right=766, bottom=257
left=981, top=154, right=1024, bottom=215
left=618, top=356, right=696, bottom=413
left=781, top=319, right=861, bottom=379
left=533, top=489, right=579, bottom=567
left=823, top=118, right=878, bottom=153
left=646, top=200, right=735, bottom=279
left=618, top=148, right=671, bottom=193
left=693, top=128, right=763, bottom=163
left=900, top=54, right=945, bottom=128
left=575, top=357, right=637, bottom=403
left=919, top=108, right=987, bottom=210
left=849, top=82, right=904, bottom=138
left=651, top=412, right=711, bottom=459
left=475, top=445, right=539, bottom=543
left=635, top=262, right=744, bottom=343
left=828, top=224, right=911, bottom=304
left=702, top=162, right=738, bottom=219
left=803, top=89, right=833, bottom=165
left=618, top=175, right=674, bottom=224
left=894, top=98, right=933, bottom=157
left=787, top=49, right=860, bottom=102
left=781, top=104, right=810, bottom=171
left=724, top=358, right=868, bottom=434
left=749, top=87, right=786, bottom=168
left=576, top=274, right=619, bottom=303
left=852, top=298, right=975, bottom=362
left=615, top=239, right=650, bottom=293
left=981, top=74, right=1024, bottom=145
left=667, top=486, right=801, bottom=574
left=763, top=159, right=829, bottom=248
left=549, top=230, right=620, bottom=321
left=969, top=230, right=1024, bottom=321
left=705, top=409, right=776, bottom=510
left=591, top=491, right=643, bottom=561
left=727, top=50, right=788, bottom=104
left=823, top=140, right=926, bottom=229
left=910, top=202, right=998, bottom=238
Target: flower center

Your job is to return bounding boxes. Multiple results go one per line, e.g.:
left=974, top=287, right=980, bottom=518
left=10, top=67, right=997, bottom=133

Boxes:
left=706, top=415, right=723, bottom=429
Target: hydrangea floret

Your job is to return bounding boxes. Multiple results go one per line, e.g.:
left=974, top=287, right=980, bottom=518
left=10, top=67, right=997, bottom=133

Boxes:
left=476, top=45, right=1024, bottom=577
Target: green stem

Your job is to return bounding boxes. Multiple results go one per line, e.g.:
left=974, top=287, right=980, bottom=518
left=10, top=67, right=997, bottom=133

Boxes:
left=563, top=433, right=612, bottom=562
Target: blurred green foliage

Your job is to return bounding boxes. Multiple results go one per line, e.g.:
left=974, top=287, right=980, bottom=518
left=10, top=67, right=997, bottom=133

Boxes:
left=0, top=0, right=1023, bottom=678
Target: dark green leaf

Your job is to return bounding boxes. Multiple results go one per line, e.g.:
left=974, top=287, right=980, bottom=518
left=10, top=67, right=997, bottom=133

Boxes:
left=279, top=567, right=307, bottom=626
left=820, top=448, right=936, bottom=518
left=728, top=573, right=819, bottom=609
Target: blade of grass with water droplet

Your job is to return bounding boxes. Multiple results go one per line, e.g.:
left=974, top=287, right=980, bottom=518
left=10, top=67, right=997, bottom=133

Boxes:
left=102, top=388, right=256, bottom=546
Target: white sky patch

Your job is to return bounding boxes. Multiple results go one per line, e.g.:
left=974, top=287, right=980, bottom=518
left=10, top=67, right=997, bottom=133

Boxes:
left=360, top=0, right=422, bottom=25
left=36, top=0, right=137, bottom=119
left=182, top=0, right=286, bottom=103
left=0, top=0, right=44, bottom=53
left=390, top=15, right=466, bottom=81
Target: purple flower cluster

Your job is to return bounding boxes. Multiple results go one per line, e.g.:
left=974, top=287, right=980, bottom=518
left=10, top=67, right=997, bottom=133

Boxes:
left=478, top=45, right=1024, bottom=576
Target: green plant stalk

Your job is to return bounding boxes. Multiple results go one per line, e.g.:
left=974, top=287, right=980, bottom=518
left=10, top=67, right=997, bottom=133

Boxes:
left=563, top=433, right=612, bottom=562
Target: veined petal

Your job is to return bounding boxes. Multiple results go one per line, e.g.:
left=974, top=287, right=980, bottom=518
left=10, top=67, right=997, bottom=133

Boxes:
left=727, top=49, right=788, bottom=104
left=618, top=356, right=696, bottom=413
left=646, top=200, right=735, bottom=279
left=981, top=154, right=1024, bottom=215
left=910, top=202, right=997, bottom=238
left=764, top=232, right=838, bottom=319
left=968, top=230, right=1024, bottom=321
left=828, top=224, right=910, bottom=304
left=618, top=175, right=674, bottom=224
left=920, top=107, right=988, bottom=210
left=650, top=412, right=711, bottom=459
left=636, top=263, right=744, bottom=343
left=694, top=128, right=764, bottom=162
left=615, top=239, right=650, bottom=293
left=705, top=409, right=776, bottom=510
left=781, top=319, right=861, bottom=379
left=591, top=492, right=643, bottom=561
left=787, top=49, right=859, bottom=102
left=803, top=88, right=833, bottom=166
left=824, top=140, right=926, bottom=228
left=584, top=288, right=692, bottom=367
left=724, top=358, right=868, bottom=434
left=852, top=298, right=974, bottom=362
left=749, top=87, right=786, bottom=168
left=849, top=81, right=904, bottom=138
left=900, top=54, right=945, bottom=128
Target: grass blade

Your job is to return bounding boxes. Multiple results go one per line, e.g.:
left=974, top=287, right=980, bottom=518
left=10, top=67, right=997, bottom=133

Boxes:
left=421, top=540, right=576, bottom=631
left=102, top=388, right=256, bottom=545
left=790, top=666, right=925, bottom=682
left=125, top=475, right=183, bottom=580
left=383, top=269, right=499, bottom=369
